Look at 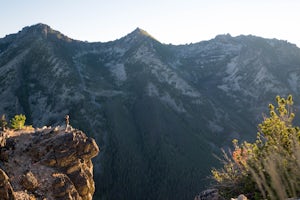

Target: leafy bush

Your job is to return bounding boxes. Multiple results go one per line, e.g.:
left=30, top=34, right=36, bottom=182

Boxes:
left=10, top=114, right=26, bottom=130
left=212, top=95, right=300, bottom=199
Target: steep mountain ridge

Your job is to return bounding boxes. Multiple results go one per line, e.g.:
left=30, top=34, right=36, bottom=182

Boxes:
left=1, top=24, right=300, bottom=199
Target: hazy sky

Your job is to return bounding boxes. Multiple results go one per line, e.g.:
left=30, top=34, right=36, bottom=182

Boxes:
left=1, top=0, right=300, bottom=46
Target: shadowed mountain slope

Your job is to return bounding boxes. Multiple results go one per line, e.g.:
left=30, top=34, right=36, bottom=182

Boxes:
left=1, top=24, right=300, bottom=199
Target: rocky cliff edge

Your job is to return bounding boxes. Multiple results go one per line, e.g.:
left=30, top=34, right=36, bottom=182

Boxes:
left=0, top=125, right=99, bottom=200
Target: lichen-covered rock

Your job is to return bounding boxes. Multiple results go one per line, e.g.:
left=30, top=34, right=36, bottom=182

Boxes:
left=0, top=126, right=99, bottom=200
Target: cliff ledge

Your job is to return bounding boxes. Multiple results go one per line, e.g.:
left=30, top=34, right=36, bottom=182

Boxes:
left=0, top=125, right=99, bottom=200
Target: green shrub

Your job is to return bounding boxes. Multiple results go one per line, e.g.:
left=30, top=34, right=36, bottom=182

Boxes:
left=10, top=114, right=26, bottom=130
left=212, top=95, right=300, bottom=199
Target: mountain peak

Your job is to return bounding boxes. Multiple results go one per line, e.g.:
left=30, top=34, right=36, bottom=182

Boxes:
left=212, top=33, right=234, bottom=43
left=22, top=23, right=52, bottom=34
left=122, top=27, right=158, bottom=43
left=30, top=23, right=51, bottom=29
left=19, top=23, right=73, bottom=42
left=132, top=27, right=152, bottom=37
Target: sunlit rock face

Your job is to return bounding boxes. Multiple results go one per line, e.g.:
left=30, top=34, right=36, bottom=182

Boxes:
left=0, top=126, right=99, bottom=200
left=1, top=24, right=300, bottom=199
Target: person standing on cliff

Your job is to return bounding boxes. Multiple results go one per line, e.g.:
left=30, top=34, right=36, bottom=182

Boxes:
left=65, top=115, right=70, bottom=131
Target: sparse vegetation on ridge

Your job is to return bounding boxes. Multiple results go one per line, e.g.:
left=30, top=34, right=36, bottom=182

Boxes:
left=212, top=95, right=300, bottom=200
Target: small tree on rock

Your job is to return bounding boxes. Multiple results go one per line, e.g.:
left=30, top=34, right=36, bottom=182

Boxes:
left=10, top=114, right=26, bottom=130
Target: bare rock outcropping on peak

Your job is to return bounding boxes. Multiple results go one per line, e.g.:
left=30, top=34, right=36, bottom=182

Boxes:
left=0, top=126, right=99, bottom=200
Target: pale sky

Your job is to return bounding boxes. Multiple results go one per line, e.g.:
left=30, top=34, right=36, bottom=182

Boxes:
left=1, top=0, right=300, bottom=46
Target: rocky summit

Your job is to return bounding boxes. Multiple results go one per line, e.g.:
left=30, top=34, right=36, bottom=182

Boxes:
left=1, top=23, right=300, bottom=199
left=0, top=126, right=99, bottom=200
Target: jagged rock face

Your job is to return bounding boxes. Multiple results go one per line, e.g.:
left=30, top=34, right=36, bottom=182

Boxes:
left=0, top=127, right=99, bottom=200
left=1, top=24, right=300, bottom=199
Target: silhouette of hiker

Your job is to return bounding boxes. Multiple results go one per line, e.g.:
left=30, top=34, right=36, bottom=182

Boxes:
left=65, top=115, right=70, bottom=130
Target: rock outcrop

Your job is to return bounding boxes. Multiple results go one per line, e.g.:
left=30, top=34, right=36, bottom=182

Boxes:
left=194, top=189, right=223, bottom=200
left=0, top=126, right=99, bottom=200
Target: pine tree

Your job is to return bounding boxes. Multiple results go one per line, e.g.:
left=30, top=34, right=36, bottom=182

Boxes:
left=10, top=114, right=26, bottom=130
